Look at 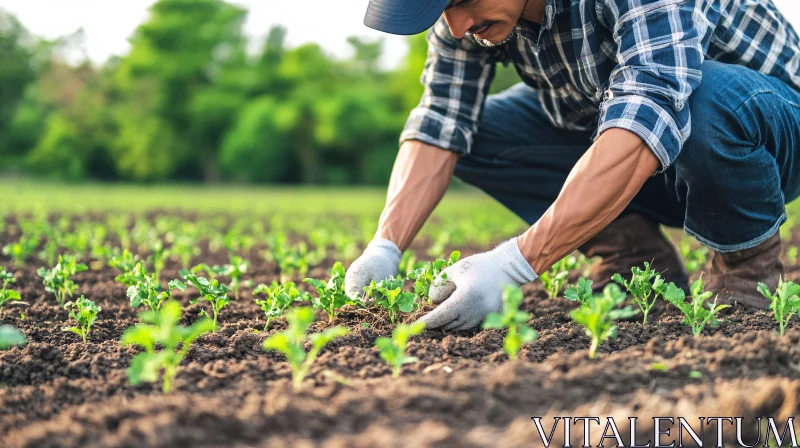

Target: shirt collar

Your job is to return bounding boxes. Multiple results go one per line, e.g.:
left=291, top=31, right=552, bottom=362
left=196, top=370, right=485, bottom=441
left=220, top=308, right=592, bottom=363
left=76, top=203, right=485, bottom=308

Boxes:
left=515, top=0, right=565, bottom=44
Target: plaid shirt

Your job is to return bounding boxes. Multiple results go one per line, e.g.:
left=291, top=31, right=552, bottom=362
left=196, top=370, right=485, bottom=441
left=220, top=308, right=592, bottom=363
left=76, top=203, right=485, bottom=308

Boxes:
left=401, top=0, right=800, bottom=171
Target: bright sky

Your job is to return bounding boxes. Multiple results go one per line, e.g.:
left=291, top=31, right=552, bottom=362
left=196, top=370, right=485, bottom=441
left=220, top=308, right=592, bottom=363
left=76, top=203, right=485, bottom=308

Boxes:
left=4, top=0, right=800, bottom=68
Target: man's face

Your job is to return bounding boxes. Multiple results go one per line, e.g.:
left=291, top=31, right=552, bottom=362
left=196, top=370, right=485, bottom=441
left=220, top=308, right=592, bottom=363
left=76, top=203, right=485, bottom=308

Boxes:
left=443, top=0, right=528, bottom=47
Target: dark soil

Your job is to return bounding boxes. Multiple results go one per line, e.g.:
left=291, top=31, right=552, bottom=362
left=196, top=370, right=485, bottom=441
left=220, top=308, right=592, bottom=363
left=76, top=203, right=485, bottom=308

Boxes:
left=2, top=214, right=800, bottom=447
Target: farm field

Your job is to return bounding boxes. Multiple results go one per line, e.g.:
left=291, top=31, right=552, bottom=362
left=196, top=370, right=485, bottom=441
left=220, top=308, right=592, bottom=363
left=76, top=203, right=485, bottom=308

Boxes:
left=1, top=183, right=800, bottom=447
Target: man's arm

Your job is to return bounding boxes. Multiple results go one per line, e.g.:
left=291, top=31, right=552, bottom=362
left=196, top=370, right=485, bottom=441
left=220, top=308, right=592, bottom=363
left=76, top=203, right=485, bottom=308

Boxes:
left=518, top=128, right=659, bottom=273
left=376, top=140, right=458, bottom=251
left=344, top=18, right=499, bottom=296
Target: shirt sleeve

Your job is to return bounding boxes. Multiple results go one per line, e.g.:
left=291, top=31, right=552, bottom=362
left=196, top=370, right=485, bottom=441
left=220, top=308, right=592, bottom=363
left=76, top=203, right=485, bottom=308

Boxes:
left=596, top=0, right=709, bottom=171
left=400, top=17, right=503, bottom=155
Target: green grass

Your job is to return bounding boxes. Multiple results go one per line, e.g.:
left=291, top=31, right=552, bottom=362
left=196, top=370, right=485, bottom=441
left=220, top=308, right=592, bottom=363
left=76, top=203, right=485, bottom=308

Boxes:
left=0, top=179, right=521, bottom=221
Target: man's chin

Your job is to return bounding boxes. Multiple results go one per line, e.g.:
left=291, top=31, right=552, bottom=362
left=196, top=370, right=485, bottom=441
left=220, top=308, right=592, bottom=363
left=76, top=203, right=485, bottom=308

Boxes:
left=469, top=29, right=517, bottom=48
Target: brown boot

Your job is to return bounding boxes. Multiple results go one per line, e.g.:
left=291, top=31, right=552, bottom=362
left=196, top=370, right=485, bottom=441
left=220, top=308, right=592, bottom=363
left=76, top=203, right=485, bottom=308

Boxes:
left=706, top=232, right=783, bottom=308
left=579, top=214, right=689, bottom=291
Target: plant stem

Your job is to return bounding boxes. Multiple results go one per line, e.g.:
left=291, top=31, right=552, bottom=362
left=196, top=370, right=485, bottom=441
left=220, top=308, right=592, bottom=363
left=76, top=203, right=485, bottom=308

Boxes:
left=589, top=338, right=599, bottom=359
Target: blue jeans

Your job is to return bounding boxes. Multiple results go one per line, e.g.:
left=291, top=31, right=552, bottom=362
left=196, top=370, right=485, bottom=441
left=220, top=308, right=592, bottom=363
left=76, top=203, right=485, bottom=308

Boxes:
left=455, top=61, right=800, bottom=252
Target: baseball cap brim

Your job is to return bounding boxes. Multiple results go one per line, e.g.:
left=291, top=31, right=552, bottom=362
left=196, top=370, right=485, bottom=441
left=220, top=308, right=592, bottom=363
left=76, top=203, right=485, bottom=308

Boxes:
left=364, top=0, right=450, bottom=35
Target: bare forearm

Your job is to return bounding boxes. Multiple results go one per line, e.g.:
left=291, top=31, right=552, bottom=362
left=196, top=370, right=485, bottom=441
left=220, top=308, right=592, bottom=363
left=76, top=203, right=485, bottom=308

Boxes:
left=518, top=128, right=660, bottom=274
left=376, top=140, right=458, bottom=251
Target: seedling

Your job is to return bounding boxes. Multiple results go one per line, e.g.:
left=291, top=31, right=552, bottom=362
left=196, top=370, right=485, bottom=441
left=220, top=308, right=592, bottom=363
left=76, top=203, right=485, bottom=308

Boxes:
left=37, top=255, right=89, bottom=307
left=124, top=262, right=184, bottom=311
left=186, top=263, right=228, bottom=280
left=407, top=251, right=460, bottom=303
left=263, top=307, right=349, bottom=391
left=0, top=289, right=21, bottom=308
left=172, top=234, right=201, bottom=269
left=63, top=296, right=101, bottom=344
left=758, top=278, right=800, bottom=336
left=375, top=322, right=426, bottom=378
left=148, top=239, right=171, bottom=282
left=570, top=284, right=637, bottom=359
left=0, top=325, right=26, bottom=350
left=662, top=277, right=730, bottom=336
left=121, top=300, right=215, bottom=393
left=253, top=281, right=308, bottom=329
left=266, top=233, right=323, bottom=282
left=564, top=277, right=594, bottom=306
left=679, top=240, right=709, bottom=274
left=611, top=262, right=665, bottom=324
left=482, top=285, right=538, bottom=361
left=304, top=262, right=360, bottom=322
left=364, top=277, right=417, bottom=324
left=3, top=234, right=40, bottom=267
left=109, top=250, right=139, bottom=285
left=180, top=274, right=230, bottom=328
left=540, top=255, right=582, bottom=299
left=0, top=266, right=15, bottom=291
left=222, top=255, right=252, bottom=300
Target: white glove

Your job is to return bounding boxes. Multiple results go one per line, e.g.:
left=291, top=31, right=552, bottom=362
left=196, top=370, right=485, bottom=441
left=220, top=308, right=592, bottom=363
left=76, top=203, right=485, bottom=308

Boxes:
left=419, top=238, right=538, bottom=331
left=344, top=238, right=402, bottom=297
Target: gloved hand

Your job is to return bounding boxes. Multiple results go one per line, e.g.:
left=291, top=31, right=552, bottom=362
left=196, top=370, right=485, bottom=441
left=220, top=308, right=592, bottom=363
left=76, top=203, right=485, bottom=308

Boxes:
left=344, top=238, right=402, bottom=297
left=419, top=238, right=538, bottom=330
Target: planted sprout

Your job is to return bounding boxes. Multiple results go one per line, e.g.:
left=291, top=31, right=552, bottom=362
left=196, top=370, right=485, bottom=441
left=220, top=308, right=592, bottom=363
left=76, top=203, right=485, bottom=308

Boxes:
left=758, top=278, right=800, bottom=336
left=179, top=274, right=229, bottom=328
left=482, top=285, right=538, bottom=361
left=679, top=240, right=709, bottom=274
left=407, top=251, right=460, bottom=304
left=570, top=284, right=637, bottom=359
left=125, top=262, right=184, bottom=311
left=0, top=266, right=15, bottom=290
left=375, top=322, right=426, bottom=378
left=304, top=262, right=360, bottom=322
left=564, top=277, right=594, bottom=306
left=0, top=325, right=27, bottom=350
left=263, top=307, right=349, bottom=391
left=539, top=255, right=582, bottom=299
left=665, top=279, right=726, bottom=335
left=109, top=250, right=139, bottom=285
left=364, top=277, right=417, bottom=325
left=37, top=255, right=89, bottom=308
left=63, top=296, right=101, bottom=343
left=121, top=300, right=215, bottom=393
left=253, top=281, right=308, bottom=330
left=3, top=234, right=40, bottom=268
left=611, top=262, right=665, bottom=324
left=222, top=255, right=252, bottom=300
left=148, top=239, right=171, bottom=282
left=662, top=277, right=730, bottom=336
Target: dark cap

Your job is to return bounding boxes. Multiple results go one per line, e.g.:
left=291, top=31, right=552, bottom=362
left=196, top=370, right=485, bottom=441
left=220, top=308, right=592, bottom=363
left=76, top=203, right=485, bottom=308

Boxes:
left=364, top=0, right=450, bottom=35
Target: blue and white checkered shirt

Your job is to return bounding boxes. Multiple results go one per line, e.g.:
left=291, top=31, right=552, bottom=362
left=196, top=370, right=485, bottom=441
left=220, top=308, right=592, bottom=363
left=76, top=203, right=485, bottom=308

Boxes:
left=401, top=0, right=800, bottom=171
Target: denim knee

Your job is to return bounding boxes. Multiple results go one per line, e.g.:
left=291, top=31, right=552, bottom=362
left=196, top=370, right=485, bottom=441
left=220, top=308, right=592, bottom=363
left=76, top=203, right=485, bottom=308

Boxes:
left=673, top=61, right=768, bottom=181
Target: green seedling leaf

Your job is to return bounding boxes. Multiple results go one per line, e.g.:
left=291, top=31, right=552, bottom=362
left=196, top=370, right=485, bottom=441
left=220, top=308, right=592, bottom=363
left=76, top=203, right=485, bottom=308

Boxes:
left=407, top=251, right=460, bottom=304
left=758, top=277, right=800, bottom=336
left=183, top=273, right=229, bottom=329
left=481, top=285, right=538, bottom=361
left=540, top=255, right=583, bottom=299
left=376, top=321, right=426, bottom=378
left=37, top=255, right=88, bottom=308
left=253, top=281, right=308, bottom=329
left=570, top=284, right=637, bottom=359
left=62, top=295, right=101, bottom=344
left=364, top=276, right=417, bottom=324
left=263, top=307, right=349, bottom=391
left=611, top=262, right=665, bottom=324
left=662, top=276, right=729, bottom=336
left=304, top=262, right=360, bottom=322
left=121, top=300, right=215, bottom=392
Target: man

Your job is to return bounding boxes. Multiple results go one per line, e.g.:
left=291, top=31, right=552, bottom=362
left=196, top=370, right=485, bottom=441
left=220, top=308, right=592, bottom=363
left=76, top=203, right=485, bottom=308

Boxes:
left=344, top=0, right=800, bottom=331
